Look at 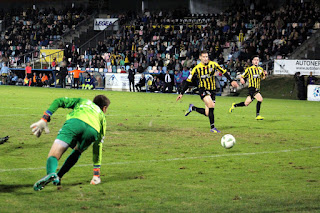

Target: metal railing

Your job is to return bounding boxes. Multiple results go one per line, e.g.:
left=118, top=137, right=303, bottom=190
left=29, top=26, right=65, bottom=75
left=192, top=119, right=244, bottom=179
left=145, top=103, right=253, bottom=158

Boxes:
left=78, top=20, right=119, bottom=54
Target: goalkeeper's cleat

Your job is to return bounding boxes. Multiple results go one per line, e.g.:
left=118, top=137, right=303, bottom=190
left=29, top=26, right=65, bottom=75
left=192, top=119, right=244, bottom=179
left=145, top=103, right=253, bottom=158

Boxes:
left=210, top=127, right=221, bottom=133
left=90, top=176, right=101, bottom=185
left=256, top=115, right=264, bottom=120
left=33, top=173, right=57, bottom=191
left=229, top=103, right=235, bottom=113
left=185, top=104, right=194, bottom=116
left=52, top=176, right=61, bottom=186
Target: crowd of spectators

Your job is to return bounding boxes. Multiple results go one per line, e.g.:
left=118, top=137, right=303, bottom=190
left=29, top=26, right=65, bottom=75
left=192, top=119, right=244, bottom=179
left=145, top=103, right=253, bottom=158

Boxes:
left=0, top=5, right=93, bottom=66
left=1, top=1, right=319, bottom=93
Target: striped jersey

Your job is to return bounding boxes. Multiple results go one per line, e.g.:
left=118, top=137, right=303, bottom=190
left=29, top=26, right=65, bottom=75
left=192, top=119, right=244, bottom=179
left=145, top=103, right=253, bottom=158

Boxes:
left=187, top=61, right=226, bottom=90
left=241, top=65, right=265, bottom=89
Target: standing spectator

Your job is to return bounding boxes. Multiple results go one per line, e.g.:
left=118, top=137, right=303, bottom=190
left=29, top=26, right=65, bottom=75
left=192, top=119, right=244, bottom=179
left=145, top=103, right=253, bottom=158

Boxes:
left=51, top=58, right=57, bottom=69
left=0, top=63, right=10, bottom=85
left=59, top=62, right=68, bottom=88
left=128, top=65, right=135, bottom=92
left=25, top=63, right=32, bottom=87
left=135, top=74, right=146, bottom=92
left=69, top=67, right=85, bottom=89
left=294, top=72, right=306, bottom=100
left=163, top=70, right=173, bottom=93
left=307, top=72, right=318, bottom=85
left=174, top=70, right=183, bottom=94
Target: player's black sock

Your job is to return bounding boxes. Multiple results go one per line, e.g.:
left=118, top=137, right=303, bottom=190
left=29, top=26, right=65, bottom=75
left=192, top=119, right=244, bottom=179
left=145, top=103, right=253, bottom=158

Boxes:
left=234, top=102, right=245, bottom=107
left=192, top=106, right=205, bottom=115
left=256, top=101, right=262, bottom=116
left=209, top=108, right=215, bottom=128
left=57, top=149, right=81, bottom=178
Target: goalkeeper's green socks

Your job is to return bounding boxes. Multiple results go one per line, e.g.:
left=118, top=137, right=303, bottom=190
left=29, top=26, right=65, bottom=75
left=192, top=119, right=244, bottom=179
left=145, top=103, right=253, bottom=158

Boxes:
left=57, top=149, right=81, bottom=178
left=46, top=156, right=58, bottom=175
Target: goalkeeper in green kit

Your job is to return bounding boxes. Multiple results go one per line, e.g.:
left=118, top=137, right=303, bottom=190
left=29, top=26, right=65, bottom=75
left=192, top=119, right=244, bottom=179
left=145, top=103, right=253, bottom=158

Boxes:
left=30, top=95, right=110, bottom=191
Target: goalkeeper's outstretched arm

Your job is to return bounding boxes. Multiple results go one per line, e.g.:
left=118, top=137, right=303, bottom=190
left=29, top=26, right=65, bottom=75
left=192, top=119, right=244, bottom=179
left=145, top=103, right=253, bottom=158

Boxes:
left=30, top=97, right=81, bottom=137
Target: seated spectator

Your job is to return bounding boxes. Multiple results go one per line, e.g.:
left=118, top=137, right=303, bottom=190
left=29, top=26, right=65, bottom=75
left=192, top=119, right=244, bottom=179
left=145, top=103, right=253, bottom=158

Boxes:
left=151, top=77, right=164, bottom=92
left=10, top=73, right=19, bottom=85
left=41, top=73, right=49, bottom=87
left=135, top=74, right=146, bottom=92
left=82, top=73, right=95, bottom=90
left=181, top=67, right=190, bottom=81
left=32, top=73, right=38, bottom=86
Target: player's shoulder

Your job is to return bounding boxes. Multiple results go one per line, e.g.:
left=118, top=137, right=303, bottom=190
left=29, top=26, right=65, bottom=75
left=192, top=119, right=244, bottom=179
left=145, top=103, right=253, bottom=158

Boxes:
left=208, top=61, right=218, bottom=66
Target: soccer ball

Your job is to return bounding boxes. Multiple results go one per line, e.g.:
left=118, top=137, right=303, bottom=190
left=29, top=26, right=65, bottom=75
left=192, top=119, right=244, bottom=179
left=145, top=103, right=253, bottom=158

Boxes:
left=221, top=134, right=236, bottom=149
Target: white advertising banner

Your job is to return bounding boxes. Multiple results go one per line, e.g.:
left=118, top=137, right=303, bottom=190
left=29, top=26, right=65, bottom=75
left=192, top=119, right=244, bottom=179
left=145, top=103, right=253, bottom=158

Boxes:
left=274, top=60, right=320, bottom=75
left=104, top=73, right=152, bottom=91
left=94, top=18, right=118, bottom=30
left=307, top=85, right=320, bottom=101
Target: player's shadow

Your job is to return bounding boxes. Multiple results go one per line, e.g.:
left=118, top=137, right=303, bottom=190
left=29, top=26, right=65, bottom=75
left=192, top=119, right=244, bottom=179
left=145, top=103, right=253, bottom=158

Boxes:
left=0, top=184, right=33, bottom=194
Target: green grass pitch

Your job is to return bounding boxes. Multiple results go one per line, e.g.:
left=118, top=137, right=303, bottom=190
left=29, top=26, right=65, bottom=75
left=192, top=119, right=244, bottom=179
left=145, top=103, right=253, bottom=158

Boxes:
left=0, top=85, right=319, bottom=212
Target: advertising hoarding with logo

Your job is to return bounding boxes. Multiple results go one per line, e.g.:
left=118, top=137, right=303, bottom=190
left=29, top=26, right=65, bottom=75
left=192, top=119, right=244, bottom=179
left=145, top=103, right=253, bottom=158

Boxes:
left=104, top=73, right=152, bottom=91
left=307, top=85, right=320, bottom=101
left=274, top=60, right=320, bottom=75
left=94, top=18, right=118, bottom=30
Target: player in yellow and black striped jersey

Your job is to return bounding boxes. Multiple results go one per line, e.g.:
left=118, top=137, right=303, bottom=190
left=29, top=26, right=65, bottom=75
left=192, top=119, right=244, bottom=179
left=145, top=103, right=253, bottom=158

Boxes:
left=229, top=55, right=267, bottom=120
left=176, top=50, right=239, bottom=133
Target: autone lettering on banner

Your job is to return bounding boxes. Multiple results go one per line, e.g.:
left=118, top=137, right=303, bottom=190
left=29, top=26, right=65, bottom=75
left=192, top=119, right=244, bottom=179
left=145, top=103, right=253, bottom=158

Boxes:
left=274, top=60, right=320, bottom=75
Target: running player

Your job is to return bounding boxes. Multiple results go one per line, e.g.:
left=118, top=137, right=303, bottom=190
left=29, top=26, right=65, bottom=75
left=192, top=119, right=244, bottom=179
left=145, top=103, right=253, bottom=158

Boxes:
left=31, top=95, right=110, bottom=191
left=176, top=50, right=239, bottom=133
left=229, top=55, right=267, bottom=120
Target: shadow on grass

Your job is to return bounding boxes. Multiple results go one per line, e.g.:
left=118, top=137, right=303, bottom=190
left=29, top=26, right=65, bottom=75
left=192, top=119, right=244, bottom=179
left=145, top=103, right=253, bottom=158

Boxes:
left=0, top=184, right=33, bottom=194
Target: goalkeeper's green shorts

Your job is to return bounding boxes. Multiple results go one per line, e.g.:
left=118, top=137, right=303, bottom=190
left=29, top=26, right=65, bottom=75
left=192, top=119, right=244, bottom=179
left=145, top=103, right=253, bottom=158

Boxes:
left=56, top=118, right=99, bottom=152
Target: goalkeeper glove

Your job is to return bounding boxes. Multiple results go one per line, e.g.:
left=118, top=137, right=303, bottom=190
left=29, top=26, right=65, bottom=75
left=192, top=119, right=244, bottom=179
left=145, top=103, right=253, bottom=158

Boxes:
left=90, top=166, right=101, bottom=185
left=30, top=111, right=51, bottom=137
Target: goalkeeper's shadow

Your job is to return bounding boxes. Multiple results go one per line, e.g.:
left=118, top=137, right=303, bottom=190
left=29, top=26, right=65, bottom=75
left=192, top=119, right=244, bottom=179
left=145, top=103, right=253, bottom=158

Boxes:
left=0, top=184, right=33, bottom=194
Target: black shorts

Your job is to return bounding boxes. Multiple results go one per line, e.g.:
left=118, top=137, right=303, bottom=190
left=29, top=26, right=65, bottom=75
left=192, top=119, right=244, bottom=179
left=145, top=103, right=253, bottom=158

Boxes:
left=199, top=88, right=216, bottom=101
left=27, top=73, right=32, bottom=79
left=247, top=87, right=260, bottom=99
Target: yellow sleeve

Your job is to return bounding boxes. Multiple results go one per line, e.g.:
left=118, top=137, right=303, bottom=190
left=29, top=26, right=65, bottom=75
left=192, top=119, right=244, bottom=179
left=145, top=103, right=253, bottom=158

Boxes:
left=241, top=67, right=249, bottom=78
left=213, top=62, right=226, bottom=74
left=259, top=67, right=265, bottom=78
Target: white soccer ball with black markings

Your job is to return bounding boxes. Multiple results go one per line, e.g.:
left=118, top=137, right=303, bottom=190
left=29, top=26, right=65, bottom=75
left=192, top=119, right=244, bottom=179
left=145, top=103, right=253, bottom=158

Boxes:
left=221, top=134, right=236, bottom=149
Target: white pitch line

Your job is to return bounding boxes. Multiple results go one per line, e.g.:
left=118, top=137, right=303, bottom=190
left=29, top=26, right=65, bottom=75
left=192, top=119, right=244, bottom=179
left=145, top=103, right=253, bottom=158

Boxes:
left=0, top=146, right=319, bottom=173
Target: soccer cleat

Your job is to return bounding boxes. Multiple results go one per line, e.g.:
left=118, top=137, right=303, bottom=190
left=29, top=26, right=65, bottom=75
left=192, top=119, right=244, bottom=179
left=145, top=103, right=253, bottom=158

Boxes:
left=229, top=103, right=235, bottom=113
left=33, top=173, right=57, bottom=191
left=185, top=104, right=194, bottom=116
left=210, top=127, right=221, bottom=133
left=52, top=176, right=61, bottom=186
left=256, top=115, right=264, bottom=120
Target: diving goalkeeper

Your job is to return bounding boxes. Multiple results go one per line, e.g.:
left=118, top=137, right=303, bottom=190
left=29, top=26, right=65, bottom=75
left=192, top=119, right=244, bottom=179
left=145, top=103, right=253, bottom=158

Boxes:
left=30, top=95, right=110, bottom=191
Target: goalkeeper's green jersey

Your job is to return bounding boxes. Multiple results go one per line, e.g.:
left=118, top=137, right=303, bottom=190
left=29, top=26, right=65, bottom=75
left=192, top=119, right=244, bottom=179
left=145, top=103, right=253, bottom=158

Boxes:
left=47, top=97, right=106, bottom=137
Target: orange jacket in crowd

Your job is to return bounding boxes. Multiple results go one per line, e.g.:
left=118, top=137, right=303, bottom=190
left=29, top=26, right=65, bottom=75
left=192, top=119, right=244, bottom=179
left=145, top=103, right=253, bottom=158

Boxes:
left=69, top=69, right=85, bottom=78
left=33, top=75, right=37, bottom=83
left=42, top=75, right=48, bottom=82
